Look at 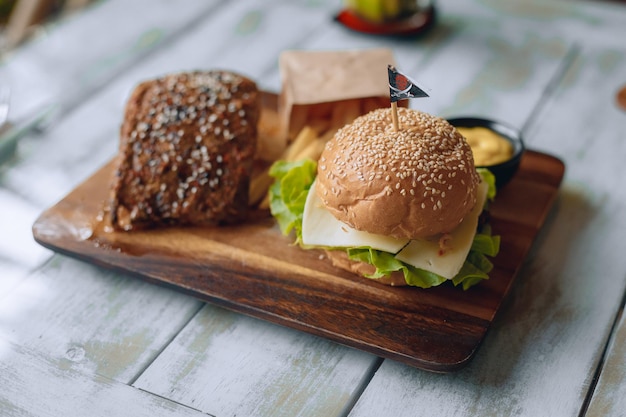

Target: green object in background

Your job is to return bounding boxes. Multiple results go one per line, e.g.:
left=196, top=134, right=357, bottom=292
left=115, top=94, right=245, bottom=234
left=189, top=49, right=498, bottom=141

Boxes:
left=344, top=0, right=420, bottom=23
left=0, top=0, right=16, bottom=23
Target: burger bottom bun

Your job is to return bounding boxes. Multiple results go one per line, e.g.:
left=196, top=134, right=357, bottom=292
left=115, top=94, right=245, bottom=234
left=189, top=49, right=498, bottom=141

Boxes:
left=324, top=250, right=407, bottom=286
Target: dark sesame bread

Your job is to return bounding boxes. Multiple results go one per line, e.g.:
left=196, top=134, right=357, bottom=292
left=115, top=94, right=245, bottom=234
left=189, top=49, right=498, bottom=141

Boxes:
left=109, top=70, right=259, bottom=231
left=316, top=107, right=479, bottom=239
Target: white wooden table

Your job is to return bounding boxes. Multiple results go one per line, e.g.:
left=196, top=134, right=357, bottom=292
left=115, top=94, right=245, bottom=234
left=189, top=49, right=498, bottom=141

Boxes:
left=1, top=0, right=626, bottom=415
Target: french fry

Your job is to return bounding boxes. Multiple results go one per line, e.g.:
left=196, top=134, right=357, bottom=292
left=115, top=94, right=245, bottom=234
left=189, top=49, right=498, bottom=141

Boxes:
left=249, top=170, right=274, bottom=206
left=286, top=105, right=309, bottom=140
left=251, top=97, right=369, bottom=208
left=319, top=128, right=337, bottom=144
left=251, top=125, right=316, bottom=207
left=293, top=138, right=327, bottom=162
left=306, top=117, right=331, bottom=135
left=255, top=125, right=330, bottom=209
left=282, top=125, right=318, bottom=162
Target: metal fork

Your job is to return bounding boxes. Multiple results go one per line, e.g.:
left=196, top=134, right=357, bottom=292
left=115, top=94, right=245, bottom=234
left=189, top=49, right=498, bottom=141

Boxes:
left=0, top=85, right=10, bottom=128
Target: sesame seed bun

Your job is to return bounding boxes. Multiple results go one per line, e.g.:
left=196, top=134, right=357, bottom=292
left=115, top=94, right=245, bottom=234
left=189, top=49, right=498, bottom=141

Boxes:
left=316, top=107, right=480, bottom=239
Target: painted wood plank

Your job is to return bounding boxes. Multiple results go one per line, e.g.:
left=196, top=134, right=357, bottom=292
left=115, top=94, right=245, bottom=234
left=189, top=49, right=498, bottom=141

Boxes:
left=0, top=340, right=207, bottom=417
left=0, top=0, right=338, bottom=121
left=444, top=0, right=626, bottom=50
left=587, top=306, right=626, bottom=417
left=0, top=0, right=223, bottom=120
left=348, top=40, right=626, bottom=417
left=0, top=188, right=50, bottom=267
left=1, top=0, right=335, bottom=207
left=133, top=303, right=379, bottom=417
left=0, top=255, right=203, bottom=383
left=0, top=261, right=29, bottom=298
left=0, top=187, right=51, bottom=304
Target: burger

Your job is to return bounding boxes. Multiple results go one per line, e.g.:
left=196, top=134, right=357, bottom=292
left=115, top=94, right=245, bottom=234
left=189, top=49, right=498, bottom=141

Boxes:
left=269, top=107, right=500, bottom=289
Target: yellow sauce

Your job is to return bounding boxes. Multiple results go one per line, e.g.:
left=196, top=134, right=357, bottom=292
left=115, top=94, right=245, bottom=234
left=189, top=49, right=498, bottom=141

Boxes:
left=457, top=126, right=514, bottom=166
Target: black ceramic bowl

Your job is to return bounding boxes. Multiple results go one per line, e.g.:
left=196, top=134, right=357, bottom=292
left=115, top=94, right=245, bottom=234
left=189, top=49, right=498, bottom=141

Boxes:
left=447, top=117, right=525, bottom=189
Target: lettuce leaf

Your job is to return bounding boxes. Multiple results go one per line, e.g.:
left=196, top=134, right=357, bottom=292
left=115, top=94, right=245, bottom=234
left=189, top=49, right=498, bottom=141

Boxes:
left=268, top=159, right=501, bottom=289
left=347, top=247, right=449, bottom=288
left=346, top=224, right=500, bottom=290
left=268, top=159, right=317, bottom=243
left=477, top=168, right=497, bottom=203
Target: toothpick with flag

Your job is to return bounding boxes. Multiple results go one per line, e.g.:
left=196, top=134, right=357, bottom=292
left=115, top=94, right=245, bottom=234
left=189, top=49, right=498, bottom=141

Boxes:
left=388, top=65, right=430, bottom=131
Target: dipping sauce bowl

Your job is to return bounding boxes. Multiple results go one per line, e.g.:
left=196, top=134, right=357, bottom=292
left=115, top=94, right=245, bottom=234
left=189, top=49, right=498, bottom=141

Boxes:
left=448, top=117, right=525, bottom=189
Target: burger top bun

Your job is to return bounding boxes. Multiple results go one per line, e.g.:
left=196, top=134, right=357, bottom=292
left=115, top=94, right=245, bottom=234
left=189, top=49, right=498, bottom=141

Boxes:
left=316, top=107, right=480, bottom=240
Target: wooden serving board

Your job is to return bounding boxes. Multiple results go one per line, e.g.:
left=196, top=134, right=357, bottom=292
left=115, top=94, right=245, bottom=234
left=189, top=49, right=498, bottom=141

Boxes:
left=32, top=150, right=564, bottom=372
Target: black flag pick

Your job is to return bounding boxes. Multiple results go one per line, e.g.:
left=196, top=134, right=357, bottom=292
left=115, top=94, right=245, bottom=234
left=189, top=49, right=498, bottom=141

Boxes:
left=388, top=65, right=429, bottom=102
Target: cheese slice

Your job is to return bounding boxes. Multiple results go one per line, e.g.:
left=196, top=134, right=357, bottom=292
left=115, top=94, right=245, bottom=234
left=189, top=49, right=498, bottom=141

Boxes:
left=301, top=180, right=409, bottom=253
left=395, top=180, right=489, bottom=279
left=301, top=178, right=489, bottom=280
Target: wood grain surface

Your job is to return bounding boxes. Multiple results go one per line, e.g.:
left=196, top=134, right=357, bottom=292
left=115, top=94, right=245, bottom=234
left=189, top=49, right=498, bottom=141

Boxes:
left=32, top=148, right=564, bottom=372
left=0, top=340, right=207, bottom=416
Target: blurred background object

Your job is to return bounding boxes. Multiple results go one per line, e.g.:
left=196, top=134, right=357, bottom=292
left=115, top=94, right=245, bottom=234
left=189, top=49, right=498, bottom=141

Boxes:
left=0, top=0, right=95, bottom=54
left=336, top=0, right=436, bottom=36
left=344, top=0, right=430, bottom=23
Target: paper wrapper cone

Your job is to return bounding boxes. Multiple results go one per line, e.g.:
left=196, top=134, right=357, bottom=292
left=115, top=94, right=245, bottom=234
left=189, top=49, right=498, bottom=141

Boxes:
left=277, top=48, right=401, bottom=149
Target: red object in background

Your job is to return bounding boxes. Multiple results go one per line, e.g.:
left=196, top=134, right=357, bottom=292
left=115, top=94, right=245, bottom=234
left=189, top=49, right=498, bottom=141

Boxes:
left=617, top=85, right=626, bottom=111
left=335, top=5, right=436, bottom=37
